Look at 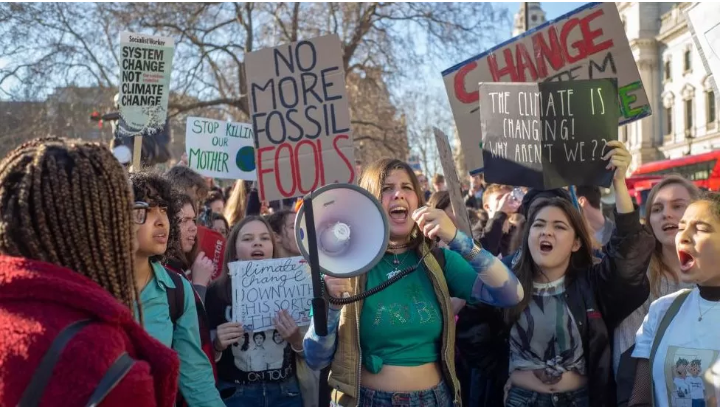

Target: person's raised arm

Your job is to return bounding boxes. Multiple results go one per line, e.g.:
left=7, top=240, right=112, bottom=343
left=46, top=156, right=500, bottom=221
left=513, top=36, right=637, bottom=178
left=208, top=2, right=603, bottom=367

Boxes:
left=302, top=276, right=351, bottom=370
left=413, top=207, right=523, bottom=307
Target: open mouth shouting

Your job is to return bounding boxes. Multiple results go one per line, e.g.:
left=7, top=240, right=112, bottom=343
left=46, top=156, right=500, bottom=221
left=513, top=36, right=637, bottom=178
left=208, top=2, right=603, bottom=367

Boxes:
left=538, top=240, right=554, bottom=254
left=678, top=249, right=696, bottom=272
left=388, top=205, right=409, bottom=224
left=250, top=249, right=266, bottom=260
left=661, top=222, right=679, bottom=234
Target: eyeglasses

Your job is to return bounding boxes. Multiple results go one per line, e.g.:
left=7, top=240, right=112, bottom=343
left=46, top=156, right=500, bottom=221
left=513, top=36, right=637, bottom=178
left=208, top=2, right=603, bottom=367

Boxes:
left=133, top=202, right=150, bottom=225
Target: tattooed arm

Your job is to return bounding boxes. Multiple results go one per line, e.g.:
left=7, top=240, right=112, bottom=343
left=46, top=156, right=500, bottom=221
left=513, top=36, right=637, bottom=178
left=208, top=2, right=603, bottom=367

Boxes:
left=445, top=230, right=524, bottom=307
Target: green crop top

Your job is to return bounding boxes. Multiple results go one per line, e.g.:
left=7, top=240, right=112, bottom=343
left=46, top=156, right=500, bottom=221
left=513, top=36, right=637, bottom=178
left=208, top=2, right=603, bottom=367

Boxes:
left=358, top=248, right=478, bottom=373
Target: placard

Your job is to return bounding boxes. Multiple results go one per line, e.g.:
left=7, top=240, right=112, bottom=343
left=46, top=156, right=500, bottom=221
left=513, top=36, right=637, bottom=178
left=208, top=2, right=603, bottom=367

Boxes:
left=118, top=32, right=175, bottom=138
left=245, top=34, right=355, bottom=202
left=229, top=257, right=312, bottom=332
left=442, top=2, right=649, bottom=173
left=185, top=117, right=257, bottom=180
left=433, top=128, right=472, bottom=236
left=480, top=79, right=619, bottom=189
left=196, top=226, right=226, bottom=280
left=685, top=4, right=720, bottom=102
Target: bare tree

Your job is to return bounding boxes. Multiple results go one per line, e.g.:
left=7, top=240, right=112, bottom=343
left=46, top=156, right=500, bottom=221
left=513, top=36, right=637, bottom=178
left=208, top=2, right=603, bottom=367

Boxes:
left=0, top=2, right=509, bottom=160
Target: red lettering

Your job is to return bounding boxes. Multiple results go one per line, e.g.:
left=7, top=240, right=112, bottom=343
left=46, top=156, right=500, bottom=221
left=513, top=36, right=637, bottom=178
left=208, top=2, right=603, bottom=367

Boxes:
left=453, top=62, right=479, bottom=104
left=580, top=9, right=613, bottom=55
left=274, top=143, right=296, bottom=198
left=531, top=27, right=565, bottom=78
left=256, top=146, right=275, bottom=202
left=488, top=48, right=519, bottom=81
left=332, top=135, right=355, bottom=183
left=515, top=43, right=538, bottom=81
left=315, top=138, right=326, bottom=185
left=560, top=18, right=586, bottom=64
left=294, top=140, right=320, bottom=194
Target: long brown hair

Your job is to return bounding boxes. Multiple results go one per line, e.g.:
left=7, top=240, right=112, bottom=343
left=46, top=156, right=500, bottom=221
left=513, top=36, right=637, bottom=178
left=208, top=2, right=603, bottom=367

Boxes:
left=506, top=197, right=594, bottom=323
left=212, top=215, right=279, bottom=304
left=166, top=192, right=199, bottom=270
left=224, top=179, right=248, bottom=227
left=644, top=175, right=700, bottom=296
left=358, top=158, right=428, bottom=249
left=0, top=137, right=138, bottom=313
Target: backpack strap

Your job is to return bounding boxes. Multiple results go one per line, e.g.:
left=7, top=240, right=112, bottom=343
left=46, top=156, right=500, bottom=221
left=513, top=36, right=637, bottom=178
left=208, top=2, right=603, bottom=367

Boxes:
left=18, top=319, right=93, bottom=407
left=649, top=289, right=692, bottom=403
left=166, top=269, right=186, bottom=326
left=85, top=353, right=136, bottom=407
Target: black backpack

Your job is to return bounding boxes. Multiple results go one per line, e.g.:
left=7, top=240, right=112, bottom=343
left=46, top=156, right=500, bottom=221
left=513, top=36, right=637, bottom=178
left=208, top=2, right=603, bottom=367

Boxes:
left=18, top=320, right=136, bottom=407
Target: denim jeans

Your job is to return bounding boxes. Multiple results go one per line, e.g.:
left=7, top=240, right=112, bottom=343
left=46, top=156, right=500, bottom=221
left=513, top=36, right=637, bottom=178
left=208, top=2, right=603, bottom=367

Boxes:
left=358, top=381, right=453, bottom=407
left=218, top=376, right=303, bottom=407
left=505, top=386, right=589, bottom=407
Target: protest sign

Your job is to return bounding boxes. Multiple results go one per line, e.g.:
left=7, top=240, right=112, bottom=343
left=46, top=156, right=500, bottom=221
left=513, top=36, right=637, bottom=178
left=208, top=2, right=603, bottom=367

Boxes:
left=196, top=226, right=226, bottom=281
left=185, top=117, right=257, bottom=180
left=685, top=4, right=720, bottom=104
left=442, top=2, right=649, bottom=173
left=433, top=128, right=472, bottom=237
left=229, top=257, right=312, bottom=332
left=245, top=34, right=355, bottom=202
left=480, top=78, right=619, bottom=189
left=118, top=32, right=175, bottom=138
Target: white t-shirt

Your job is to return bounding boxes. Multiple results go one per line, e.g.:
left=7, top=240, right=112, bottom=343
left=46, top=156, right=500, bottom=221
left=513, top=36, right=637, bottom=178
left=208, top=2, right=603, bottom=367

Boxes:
left=633, top=288, right=720, bottom=407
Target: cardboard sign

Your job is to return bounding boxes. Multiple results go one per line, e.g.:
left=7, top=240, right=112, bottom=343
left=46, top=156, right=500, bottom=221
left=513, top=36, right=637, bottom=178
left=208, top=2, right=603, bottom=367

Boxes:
left=229, top=257, right=312, bottom=332
left=118, top=32, right=175, bottom=138
left=686, top=4, right=720, bottom=102
left=480, top=79, right=619, bottom=189
left=442, top=2, right=649, bottom=173
left=196, top=226, right=226, bottom=280
left=433, top=128, right=472, bottom=237
left=185, top=117, right=257, bottom=180
left=244, top=34, right=355, bottom=202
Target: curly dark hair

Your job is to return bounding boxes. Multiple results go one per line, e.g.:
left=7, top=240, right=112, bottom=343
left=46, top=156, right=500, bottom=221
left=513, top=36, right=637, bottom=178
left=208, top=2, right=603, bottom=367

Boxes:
left=165, top=192, right=199, bottom=270
left=129, top=171, right=180, bottom=263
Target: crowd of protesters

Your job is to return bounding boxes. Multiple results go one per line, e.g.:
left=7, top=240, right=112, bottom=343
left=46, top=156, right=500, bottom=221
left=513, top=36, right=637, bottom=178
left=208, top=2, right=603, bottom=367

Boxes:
left=1, top=137, right=719, bottom=407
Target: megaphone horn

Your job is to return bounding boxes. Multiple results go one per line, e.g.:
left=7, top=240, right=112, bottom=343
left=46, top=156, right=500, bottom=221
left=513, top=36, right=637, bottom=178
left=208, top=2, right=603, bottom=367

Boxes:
left=295, top=183, right=390, bottom=279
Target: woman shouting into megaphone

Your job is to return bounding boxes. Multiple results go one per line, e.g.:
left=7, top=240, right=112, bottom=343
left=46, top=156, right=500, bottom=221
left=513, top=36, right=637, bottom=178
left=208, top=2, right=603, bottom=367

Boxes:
left=303, top=158, right=523, bottom=407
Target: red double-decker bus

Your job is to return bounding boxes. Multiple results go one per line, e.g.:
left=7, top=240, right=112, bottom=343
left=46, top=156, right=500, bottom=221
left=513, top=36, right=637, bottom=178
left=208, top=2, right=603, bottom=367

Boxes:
left=631, top=151, right=720, bottom=191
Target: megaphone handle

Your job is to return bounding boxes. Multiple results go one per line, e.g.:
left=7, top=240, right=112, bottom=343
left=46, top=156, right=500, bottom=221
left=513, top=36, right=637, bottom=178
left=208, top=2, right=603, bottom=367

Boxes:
left=304, top=191, right=329, bottom=337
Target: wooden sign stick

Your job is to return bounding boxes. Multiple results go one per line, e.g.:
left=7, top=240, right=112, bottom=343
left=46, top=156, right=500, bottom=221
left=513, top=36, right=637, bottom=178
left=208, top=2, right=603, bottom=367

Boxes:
left=433, top=127, right=472, bottom=237
left=131, top=134, right=142, bottom=172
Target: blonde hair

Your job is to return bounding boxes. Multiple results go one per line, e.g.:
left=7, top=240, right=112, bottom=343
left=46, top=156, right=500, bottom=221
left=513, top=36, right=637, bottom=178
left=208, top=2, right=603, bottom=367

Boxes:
left=644, top=175, right=700, bottom=296
left=224, top=180, right=248, bottom=227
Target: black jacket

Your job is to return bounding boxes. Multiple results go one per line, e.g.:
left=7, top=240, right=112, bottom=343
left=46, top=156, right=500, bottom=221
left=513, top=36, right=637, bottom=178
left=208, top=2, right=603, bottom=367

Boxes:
left=456, top=209, right=654, bottom=407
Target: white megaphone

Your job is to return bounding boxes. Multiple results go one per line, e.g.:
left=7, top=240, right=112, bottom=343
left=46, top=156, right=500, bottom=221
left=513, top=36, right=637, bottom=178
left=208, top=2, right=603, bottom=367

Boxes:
left=295, top=183, right=389, bottom=278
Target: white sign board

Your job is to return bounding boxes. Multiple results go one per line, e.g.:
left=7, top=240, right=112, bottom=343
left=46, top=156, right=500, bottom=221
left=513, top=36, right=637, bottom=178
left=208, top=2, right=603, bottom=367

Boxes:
left=230, top=257, right=312, bottom=332
left=185, top=117, right=257, bottom=180
left=686, top=3, right=720, bottom=104
left=442, top=2, right=650, bottom=173
left=118, top=32, right=175, bottom=138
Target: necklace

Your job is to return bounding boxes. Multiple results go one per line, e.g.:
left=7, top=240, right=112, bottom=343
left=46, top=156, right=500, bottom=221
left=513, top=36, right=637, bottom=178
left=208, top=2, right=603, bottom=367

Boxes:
left=382, top=251, right=411, bottom=279
left=697, top=295, right=720, bottom=321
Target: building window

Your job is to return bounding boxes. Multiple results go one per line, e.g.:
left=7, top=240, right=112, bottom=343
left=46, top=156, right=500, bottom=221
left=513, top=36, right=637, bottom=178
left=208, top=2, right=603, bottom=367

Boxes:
left=684, top=49, right=692, bottom=72
left=708, top=91, right=717, bottom=125
left=685, top=98, right=694, bottom=132
left=665, top=106, right=673, bottom=135
left=664, top=60, right=671, bottom=81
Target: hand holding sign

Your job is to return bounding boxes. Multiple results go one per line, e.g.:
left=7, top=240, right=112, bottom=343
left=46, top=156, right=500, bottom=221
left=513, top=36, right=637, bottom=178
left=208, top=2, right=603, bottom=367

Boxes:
left=191, top=251, right=215, bottom=287
left=273, top=310, right=302, bottom=349
left=602, top=140, right=631, bottom=181
left=214, top=322, right=244, bottom=352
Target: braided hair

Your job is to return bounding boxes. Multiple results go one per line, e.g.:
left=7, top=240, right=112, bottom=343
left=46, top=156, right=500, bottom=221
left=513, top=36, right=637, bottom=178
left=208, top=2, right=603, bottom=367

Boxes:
left=0, top=137, right=138, bottom=311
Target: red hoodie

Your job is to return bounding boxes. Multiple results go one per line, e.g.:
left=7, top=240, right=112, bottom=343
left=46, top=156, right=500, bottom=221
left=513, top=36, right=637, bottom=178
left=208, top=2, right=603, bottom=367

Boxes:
left=0, top=255, right=180, bottom=407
